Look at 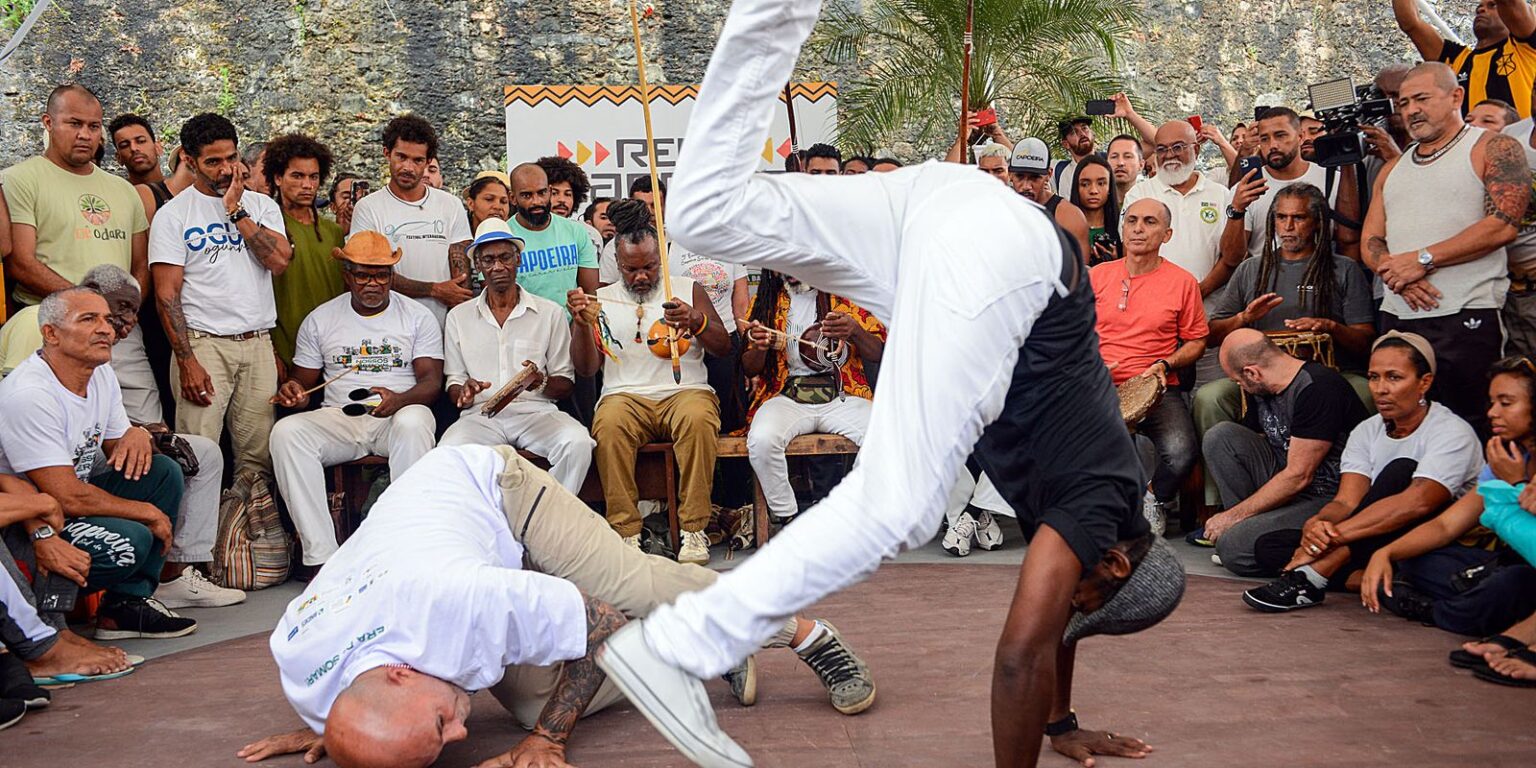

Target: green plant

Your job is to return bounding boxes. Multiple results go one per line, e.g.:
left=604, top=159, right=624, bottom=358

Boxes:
left=1, top=0, right=36, bottom=32
left=812, top=0, right=1142, bottom=153
left=216, top=66, right=237, bottom=114
left=293, top=0, right=307, bottom=43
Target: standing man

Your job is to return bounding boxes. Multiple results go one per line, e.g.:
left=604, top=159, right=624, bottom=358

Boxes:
left=1393, top=0, right=1536, bottom=116
left=593, top=2, right=1187, bottom=767
left=1008, top=138, right=1091, bottom=260
left=270, top=232, right=442, bottom=573
left=1123, top=120, right=1234, bottom=295
left=508, top=162, right=600, bottom=306
left=149, top=112, right=290, bottom=475
left=109, top=113, right=190, bottom=224
left=1105, top=134, right=1145, bottom=201
left=1223, top=107, right=1337, bottom=263
left=264, top=133, right=346, bottom=369
left=349, top=114, right=473, bottom=326
left=1364, top=62, right=1527, bottom=437
left=4, top=85, right=148, bottom=309
left=535, top=155, right=604, bottom=250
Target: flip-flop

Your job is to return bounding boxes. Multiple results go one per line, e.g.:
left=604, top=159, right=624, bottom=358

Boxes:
left=1472, top=647, right=1536, bottom=688
left=32, top=666, right=136, bottom=686
left=1449, top=634, right=1526, bottom=669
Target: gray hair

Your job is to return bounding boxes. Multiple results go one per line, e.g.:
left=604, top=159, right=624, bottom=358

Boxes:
left=974, top=142, right=1011, bottom=162
left=243, top=141, right=268, bottom=167
left=37, top=286, right=103, bottom=331
left=80, top=264, right=140, bottom=296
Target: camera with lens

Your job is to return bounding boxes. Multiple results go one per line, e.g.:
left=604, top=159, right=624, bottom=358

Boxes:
left=1307, top=77, right=1396, bottom=168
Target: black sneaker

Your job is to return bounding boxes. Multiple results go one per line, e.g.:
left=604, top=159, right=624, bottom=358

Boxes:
left=0, top=698, right=24, bottom=731
left=0, top=653, right=49, bottom=709
left=795, top=621, right=876, bottom=715
left=1243, top=570, right=1326, bottom=613
left=1380, top=580, right=1436, bottom=625
left=95, top=596, right=198, bottom=640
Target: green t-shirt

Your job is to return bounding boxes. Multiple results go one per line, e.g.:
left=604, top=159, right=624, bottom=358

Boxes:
left=509, top=214, right=597, bottom=305
left=2, top=155, right=148, bottom=305
left=272, top=210, right=347, bottom=364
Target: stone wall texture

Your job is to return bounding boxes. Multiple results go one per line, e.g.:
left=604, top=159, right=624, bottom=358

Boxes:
left=0, top=0, right=1474, bottom=179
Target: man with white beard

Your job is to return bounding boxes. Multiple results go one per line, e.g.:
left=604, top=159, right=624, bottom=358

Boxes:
left=1123, top=119, right=1235, bottom=296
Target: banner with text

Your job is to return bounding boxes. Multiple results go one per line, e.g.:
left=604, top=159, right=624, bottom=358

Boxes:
left=504, top=82, right=838, bottom=204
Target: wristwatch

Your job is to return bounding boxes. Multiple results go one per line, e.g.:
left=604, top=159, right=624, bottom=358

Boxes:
left=1417, top=248, right=1436, bottom=271
left=1225, top=204, right=1245, bottom=220
left=32, top=524, right=55, bottom=541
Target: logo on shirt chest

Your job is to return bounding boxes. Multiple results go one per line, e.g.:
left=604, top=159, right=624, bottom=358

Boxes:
left=1200, top=202, right=1219, bottom=225
left=74, top=194, right=128, bottom=243
left=332, top=339, right=405, bottom=373
left=184, top=221, right=246, bottom=263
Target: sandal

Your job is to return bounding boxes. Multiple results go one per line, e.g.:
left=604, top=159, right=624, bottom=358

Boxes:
left=1473, top=647, right=1536, bottom=688
left=1449, top=634, right=1527, bottom=669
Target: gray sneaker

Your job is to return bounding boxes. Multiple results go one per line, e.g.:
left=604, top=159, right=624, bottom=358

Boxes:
left=721, top=654, right=757, bottom=707
left=795, top=621, right=876, bottom=715
left=598, top=622, right=753, bottom=767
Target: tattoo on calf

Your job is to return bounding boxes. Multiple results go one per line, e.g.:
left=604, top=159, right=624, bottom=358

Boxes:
left=1483, top=134, right=1531, bottom=230
left=531, top=594, right=627, bottom=747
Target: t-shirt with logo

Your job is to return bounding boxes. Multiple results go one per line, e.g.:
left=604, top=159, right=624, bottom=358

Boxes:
left=1439, top=34, right=1536, bottom=118
left=148, top=188, right=285, bottom=335
left=291, top=292, right=444, bottom=410
left=349, top=187, right=473, bottom=325
left=1, top=156, right=149, bottom=306
left=510, top=214, right=598, bottom=306
left=0, top=352, right=130, bottom=481
left=1121, top=173, right=1232, bottom=280
left=1241, top=361, right=1368, bottom=498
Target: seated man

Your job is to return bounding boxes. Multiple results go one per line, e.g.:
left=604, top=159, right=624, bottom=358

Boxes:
left=440, top=218, right=595, bottom=492
left=741, top=269, right=885, bottom=524
left=271, top=232, right=442, bottom=574
left=238, top=445, right=876, bottom=767
left=1091, top=199, right=1209, bottom=535
left=567, top=201, right=731, bottom=565
left=1204, top=329, right=1368, bottom=576
left=0, top=265, right=240, bottom=609
left=1197, top=183, right=1376, bottom=431
left=0, top=287, right=195, bottom=639
left=1244, top=333, right=1481, bottom=610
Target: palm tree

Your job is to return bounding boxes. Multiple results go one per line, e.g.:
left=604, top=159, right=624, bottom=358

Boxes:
left=812, top=0, right=1142, bottom=155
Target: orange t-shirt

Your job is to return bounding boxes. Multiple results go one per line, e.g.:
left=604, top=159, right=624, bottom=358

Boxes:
left=1090, top=259, right=1208, bottom=385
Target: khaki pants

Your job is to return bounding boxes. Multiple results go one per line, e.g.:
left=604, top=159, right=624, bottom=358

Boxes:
left=487, top=445, right=718, bottom=728
left=171, top=333, right=277, bottom=475
left=591, top=390, right=720, bottom=537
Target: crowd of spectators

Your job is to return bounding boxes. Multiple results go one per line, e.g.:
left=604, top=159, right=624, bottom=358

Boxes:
left=4, top=0, right=1536, bottom=731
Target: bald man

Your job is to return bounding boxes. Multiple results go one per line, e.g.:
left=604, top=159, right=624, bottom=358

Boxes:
left=239, top=445, right=872, bottom=768
left=507, top=163, right=600, bottom=306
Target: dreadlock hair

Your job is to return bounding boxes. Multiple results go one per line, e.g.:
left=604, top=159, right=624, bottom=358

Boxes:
left=749, top=269, right=788, bottom=329
left=1256, top=183, right=1336, bottom=318
left=607, top=198, right=659, bottom=248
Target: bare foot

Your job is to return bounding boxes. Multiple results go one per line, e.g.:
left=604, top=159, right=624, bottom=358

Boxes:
left=25, top=634, right=132, bottom=678
left=58, top=629, right=131, bottom=665
left=1486, top=652, right=1536, bottom=681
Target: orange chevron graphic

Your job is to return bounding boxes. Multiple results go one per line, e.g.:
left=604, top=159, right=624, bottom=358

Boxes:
left=505, top=82, right=837, bottom=108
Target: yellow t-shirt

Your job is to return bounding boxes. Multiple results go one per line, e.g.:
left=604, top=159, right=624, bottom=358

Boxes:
left=0, top=305, right=43, bottom=378
left=1439, top=35, right=1536, bottom=118
left=1, top=156, right=148, bottom=305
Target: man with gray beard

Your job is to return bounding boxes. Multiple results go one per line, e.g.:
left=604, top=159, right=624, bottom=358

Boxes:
left=1123, top=119, right=1235, bottom=296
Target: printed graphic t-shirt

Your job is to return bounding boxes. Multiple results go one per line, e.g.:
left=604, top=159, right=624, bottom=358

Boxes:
left=292, top=293, right=444, bottom=409
left=1242, top=361, right=1368, bottom=497
left=0, top=352, right=130, bottom=480
left=349, top=186, right=473, bottom=325
left=148, top=187, right=284, bottom=335
left=510, top=215, right=598, bottom=306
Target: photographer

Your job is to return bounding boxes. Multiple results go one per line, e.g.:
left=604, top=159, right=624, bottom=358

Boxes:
left=1393, top=0, right=1536, bottom=117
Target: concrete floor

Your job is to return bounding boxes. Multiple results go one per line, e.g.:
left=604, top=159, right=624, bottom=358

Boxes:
left=10, top=527, right=1535, bottom=767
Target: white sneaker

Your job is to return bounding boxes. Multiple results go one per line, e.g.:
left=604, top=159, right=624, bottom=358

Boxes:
left=153, top=567, right=246, bottom=609
left=1141, top=490, right=1166, bottom=537
left=678, top=530, right=711, bottom=565
left=598, top=622, right=753, bottom=767
left=974, top=510, right=1004, bottom=551
left=942, top=510, right=977, bottom=557
left=623, top=534, right=642, bottom=550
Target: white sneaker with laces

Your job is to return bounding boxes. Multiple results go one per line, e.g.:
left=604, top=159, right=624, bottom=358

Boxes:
left=974, top=510, right=1004, bottom=551
left=678, top=530, right=711, bottom=565
left=942, top=510, right=978, bottom=557
left=153, top=566, right=246, bottom=609
left=1141, top=490, right=1166, bottom=537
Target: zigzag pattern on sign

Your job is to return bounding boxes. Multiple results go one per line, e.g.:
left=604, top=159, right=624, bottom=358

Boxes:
left=505, top=82, right=838, bottom=107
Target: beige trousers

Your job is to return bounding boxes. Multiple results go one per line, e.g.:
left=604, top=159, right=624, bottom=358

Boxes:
left=591, top=390, right=720, bottom=537
left=170, top=333, right=277, bottom=474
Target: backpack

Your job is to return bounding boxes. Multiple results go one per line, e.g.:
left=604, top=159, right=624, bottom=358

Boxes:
left=212, top=471, right=291, bottom=590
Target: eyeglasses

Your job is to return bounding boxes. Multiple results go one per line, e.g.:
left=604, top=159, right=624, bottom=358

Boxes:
left=1153, top=142, right=1193, bottom=157
left=1118, top=278, right=1131, bottom=311
left=346, top=269, right=392, bottom=285
left=474, top=252, right=518, bottom=269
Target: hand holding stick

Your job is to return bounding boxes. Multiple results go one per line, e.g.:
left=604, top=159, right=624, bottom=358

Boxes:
left=270, top=364, right=359, bottom=406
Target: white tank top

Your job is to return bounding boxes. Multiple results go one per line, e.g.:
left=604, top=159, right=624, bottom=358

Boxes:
left=1381, top=125, right=1509, bottom=318
left=597, top=275, right=712, bottom=400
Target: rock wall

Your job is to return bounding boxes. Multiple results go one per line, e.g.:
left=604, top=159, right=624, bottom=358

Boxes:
left=0, top=0, right=1468, bottom=178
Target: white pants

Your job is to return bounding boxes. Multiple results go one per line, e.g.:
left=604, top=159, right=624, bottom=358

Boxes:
left=944, top=469, right=1016, bottom=525
left=746, top=395, right=871, bottom=517
left=439, top=403, right=595, bottom=492
left=642, top=0, right=1063, bottom=677
left=271, top=405, right=437, bottom=565
left=0, top=553, right=55, bottom=657
left=167, top=433, right=224, bottom=563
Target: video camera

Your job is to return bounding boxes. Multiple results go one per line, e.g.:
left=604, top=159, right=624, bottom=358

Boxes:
left=1307, top=77, right=1395, bottom=168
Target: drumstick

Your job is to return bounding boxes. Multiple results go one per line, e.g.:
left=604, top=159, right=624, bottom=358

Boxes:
left=270, top=364, right=359, bottom=404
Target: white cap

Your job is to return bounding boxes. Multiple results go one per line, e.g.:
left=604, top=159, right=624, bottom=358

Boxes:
left=1008, top=138, right=1051, bottom=174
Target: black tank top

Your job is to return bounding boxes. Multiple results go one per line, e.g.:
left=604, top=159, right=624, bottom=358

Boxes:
left=148, top=181, right=173, bottom=210
left=1044, top=195, right=1062, bottom=217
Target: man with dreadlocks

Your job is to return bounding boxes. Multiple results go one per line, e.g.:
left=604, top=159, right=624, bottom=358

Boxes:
left=566, top=200, right=731, bottom=565
left=1197, top=182, right=1377, bottom=434
left=592, top=0, right=1188, bottom=766
left=741, top=270, right=884, bottom=525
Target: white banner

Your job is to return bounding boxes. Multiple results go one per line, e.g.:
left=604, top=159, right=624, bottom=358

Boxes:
left=504, top=82, right=839, bottom=202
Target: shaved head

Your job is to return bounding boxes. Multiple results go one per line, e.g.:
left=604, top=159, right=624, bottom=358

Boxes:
left=46, top=83, right=99, bottom=116
left=510, top=162, right=547, bottom=194
left=324, top=667, right=470, bottom=768
left=1403, top=61, right=1459, bottom=95
left=1220, top=328, right=1279, bottom=371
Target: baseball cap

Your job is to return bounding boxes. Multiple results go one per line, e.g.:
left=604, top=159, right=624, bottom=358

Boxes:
left=1058, top=116, right=1094, bottom=139
left=1008, top=138, right=1051, bottom=175
left=331, top=231, right=401, bottom=267
left=467, top=216, right=526, bottom=260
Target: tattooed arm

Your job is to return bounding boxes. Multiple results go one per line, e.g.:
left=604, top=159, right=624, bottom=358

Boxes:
left=1403, top=131, right=1527, bottom=266
left=476, top=593, right=626, bottom=768
left=232, top=217, right=293, bottom=276
left=153, top=263, right=217, bottom=407
left=449, top=239, right=471, bottom=279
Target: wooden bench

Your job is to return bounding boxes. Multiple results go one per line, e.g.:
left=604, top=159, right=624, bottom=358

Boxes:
left=326, top=435, right=861, bottom=552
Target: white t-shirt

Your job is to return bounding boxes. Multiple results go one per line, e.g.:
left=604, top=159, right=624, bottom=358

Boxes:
left=1339, top=402, right=1482, bottom=496
left=1122, top=172, right=1232, bottom=281
left=0, top=353, right=130, bottom=480
left=785, top=287, right=821, bottom=377
left=292, top=293, right=445, bottom=409
left=1243, top=162, right=1334, bottom=259
left=269, top=445, right=587, bottom=733
left=599, top=241, right=744, bottom=327
left=444, top=289, right=573, bottom=410
left=349, top=186, right=473, bottom=325
left=148, top=188, right=284, bottom=335
left=596, top=276, right=711, bottom=400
